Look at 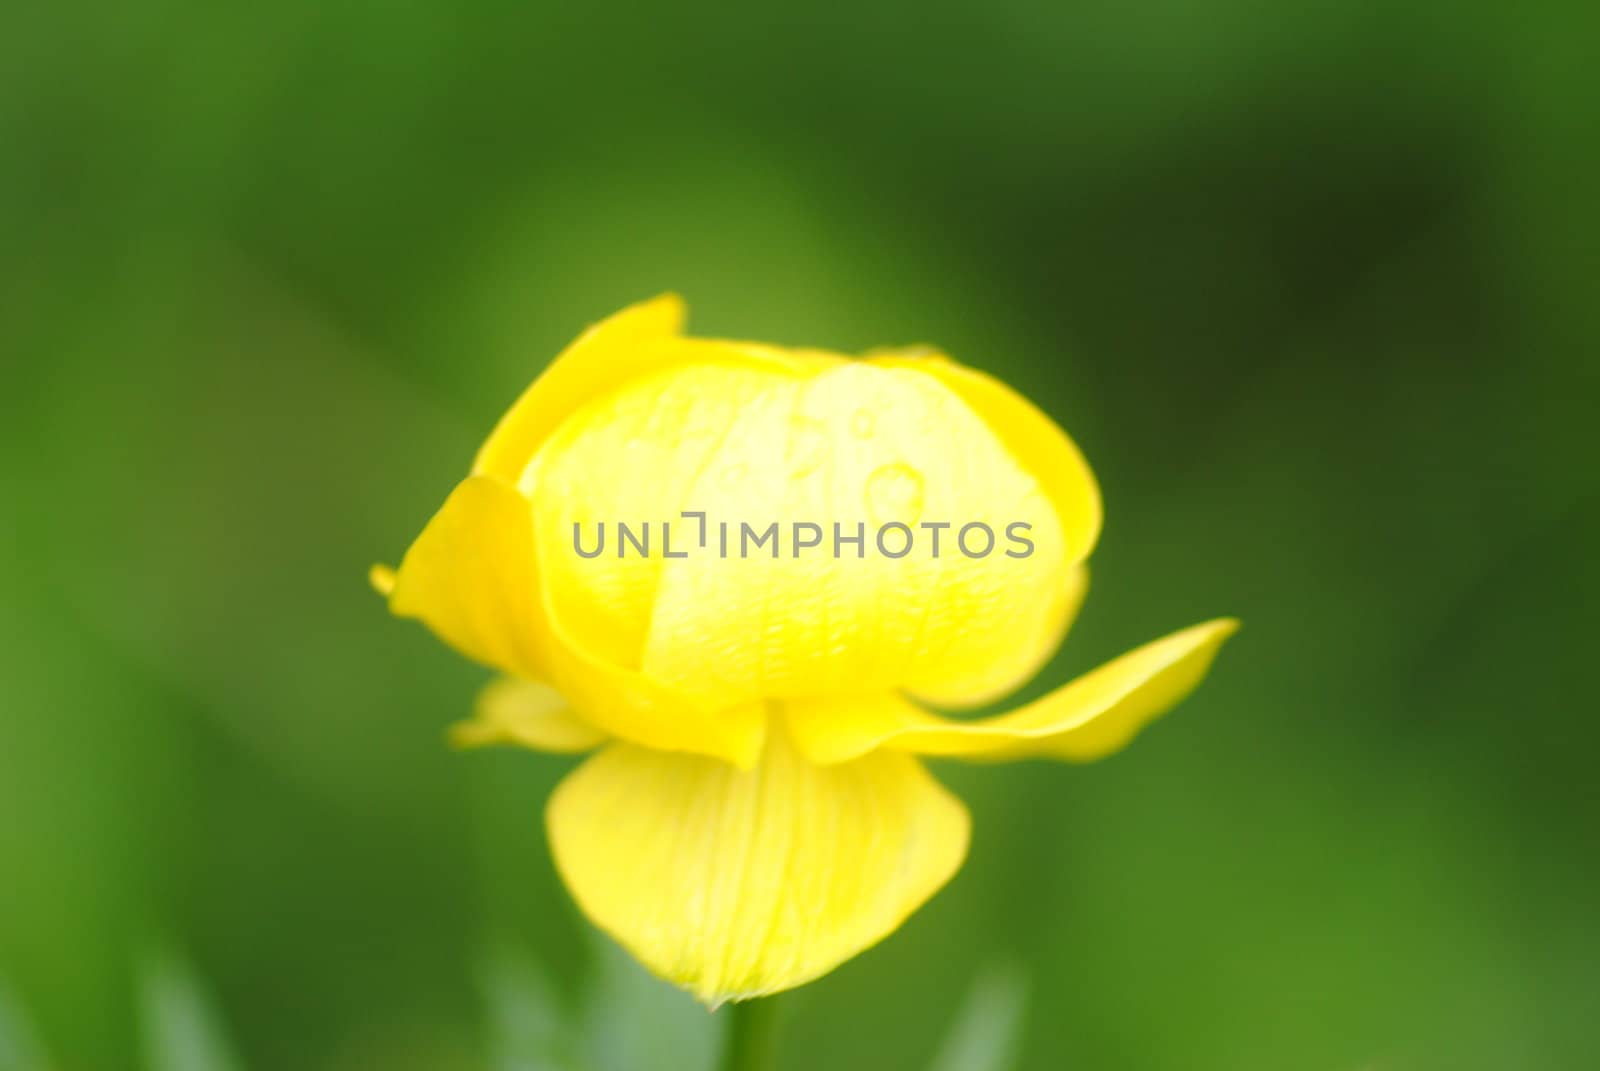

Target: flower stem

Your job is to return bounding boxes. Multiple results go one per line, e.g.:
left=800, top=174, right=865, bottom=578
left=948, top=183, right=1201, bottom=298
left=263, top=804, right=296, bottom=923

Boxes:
left=721, top=996, right=784, bottom=1071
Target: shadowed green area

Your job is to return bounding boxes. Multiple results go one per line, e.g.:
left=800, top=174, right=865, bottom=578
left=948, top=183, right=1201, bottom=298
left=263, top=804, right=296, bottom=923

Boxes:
left=2, top=3, right=1596, bottom=1069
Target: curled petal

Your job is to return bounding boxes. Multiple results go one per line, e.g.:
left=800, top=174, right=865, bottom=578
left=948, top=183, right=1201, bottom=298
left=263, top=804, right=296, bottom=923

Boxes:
left=472, top=294, right=688, bottom=486
left=547, top=729, right=970, bottom=1005
left=472, top=295, right=841, bottom=492
left=451, top=677, right=607, bottom=753
left=786, top=618, right=1239, bottom=764
left=384, top=475, right=766, bottom=766
left=386, top=476, right=548, bottom=681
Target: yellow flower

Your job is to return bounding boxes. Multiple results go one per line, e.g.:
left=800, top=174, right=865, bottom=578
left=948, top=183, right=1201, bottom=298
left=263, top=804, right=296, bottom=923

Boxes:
left=373, top=295, right=1236, bottom=1005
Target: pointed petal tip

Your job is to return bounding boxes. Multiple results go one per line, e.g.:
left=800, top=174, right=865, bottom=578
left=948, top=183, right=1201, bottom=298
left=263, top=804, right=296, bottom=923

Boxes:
left=368, top=562, right=397, bottom=598
left=1187, top=615, right=1242, bottom=650
left=446, top=721, right=487, bottom=750
left=650, top=290, right=687, bottom=318
left=789, top=615, right=1240, bottom=766
left=1180, top=616, right=1241, bottom=645
left=451, top=677, right=610, bottom=754
left=617, top=291, right=687, bottom=337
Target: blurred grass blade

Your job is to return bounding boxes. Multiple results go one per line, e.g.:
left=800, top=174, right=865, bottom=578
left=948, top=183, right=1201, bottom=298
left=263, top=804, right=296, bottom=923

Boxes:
left=579, top=936, right=720, bottom=1071
left=477, top=942, right=576, bottom=1071
left=0, top=979, right=50, bottom=1071
left=927, top=964, right=1029, bottom=1071
left=139, top=946, right=245, bottom=1071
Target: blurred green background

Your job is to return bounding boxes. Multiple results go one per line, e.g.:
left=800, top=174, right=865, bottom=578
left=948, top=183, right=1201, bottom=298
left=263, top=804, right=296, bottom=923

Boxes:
left=3, top=3, right=1597, bottom=1069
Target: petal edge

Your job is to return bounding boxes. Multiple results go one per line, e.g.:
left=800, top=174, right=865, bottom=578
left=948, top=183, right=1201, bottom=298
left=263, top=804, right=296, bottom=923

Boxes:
left=788, top=618, right=1239, bottom=764
left=472, top=294, right=688, bottom=485
left=387, top=475, right=765, bottom=766
left=868, top=351, right=1102, bottom=565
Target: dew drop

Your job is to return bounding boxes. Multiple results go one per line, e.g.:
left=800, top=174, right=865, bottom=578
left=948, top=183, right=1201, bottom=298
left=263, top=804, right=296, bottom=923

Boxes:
left=866, top=462, right=925, bottom=525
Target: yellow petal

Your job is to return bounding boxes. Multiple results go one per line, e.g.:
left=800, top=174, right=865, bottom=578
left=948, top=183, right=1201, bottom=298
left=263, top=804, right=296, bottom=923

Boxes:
left=386, top=475, right=766, bottom=766
left=471, top=297, right=840, bottom=492
left=544, top=617, right=768, bottom=768
left=910, top=563, right=1090, bottom=710
left=368, top=562, right=397, bottom=596
left=387, top=476, right=548, bottom=681
left=527, top=359, right=808, bottom=668
left=786, top=618, right=1239, bottom=764
left=867, top=350, right=1102, bottom=565
left=472, top=294, right=688, bottom=485
left=546, top=728, right=970, bottom=1005
left=641, top=362, right=1073, bottom=710
left=451, top=676, right=607, bottom=752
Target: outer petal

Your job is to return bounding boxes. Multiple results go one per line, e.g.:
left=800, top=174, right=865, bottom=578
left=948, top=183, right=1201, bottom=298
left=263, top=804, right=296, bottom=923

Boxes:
left=546, top=730, right=970, bottom=1005
left=868, top=350, right=1102, bottom=565
left=472, top=294, right=688, bottom=485
left=471, top=295, right=844, bottom=493
left=786, top=618, right=1239, bottom=764
left=451, top=677, right=607, bottom=753
left=384, top=475, right=766, bottom=766
left=386, top=476, right=548, bottom=681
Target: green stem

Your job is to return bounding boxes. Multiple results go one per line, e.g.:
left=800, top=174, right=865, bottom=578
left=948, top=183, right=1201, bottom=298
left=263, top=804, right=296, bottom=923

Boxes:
left=720, top=996, right=784, bottom=1071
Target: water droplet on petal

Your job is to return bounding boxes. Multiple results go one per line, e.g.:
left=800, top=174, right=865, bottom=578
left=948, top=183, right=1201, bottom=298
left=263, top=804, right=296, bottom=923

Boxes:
left=866, top=462, right=925, bottom=525
left=850, top=408, right=876, bottom=438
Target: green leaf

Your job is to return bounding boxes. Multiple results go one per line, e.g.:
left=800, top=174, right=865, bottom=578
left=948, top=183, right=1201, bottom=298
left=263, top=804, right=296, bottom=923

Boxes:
left=579, top=937, right=720, bottom=1071
left=0, top=978, right=50, bottom=1071
left=927, top=964, right=1029, bottom=1071
left=138, top=945, right=246, bottom=1071
left=478, top=942, right=578, bottom=1071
